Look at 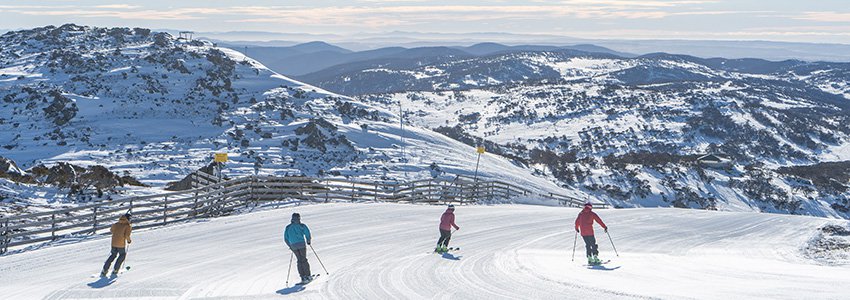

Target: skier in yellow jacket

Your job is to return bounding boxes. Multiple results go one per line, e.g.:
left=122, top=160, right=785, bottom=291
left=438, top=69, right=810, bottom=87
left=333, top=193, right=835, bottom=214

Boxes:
left=101, top=213, right=132, bottom=277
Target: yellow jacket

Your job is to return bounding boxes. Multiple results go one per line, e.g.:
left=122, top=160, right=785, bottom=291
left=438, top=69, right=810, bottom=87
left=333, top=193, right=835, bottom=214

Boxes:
left=110, top=216, right=132, bottom=248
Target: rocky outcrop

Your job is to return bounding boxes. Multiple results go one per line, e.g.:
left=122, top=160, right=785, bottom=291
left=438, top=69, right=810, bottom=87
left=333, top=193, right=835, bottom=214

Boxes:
left=1, top=157, right=145, bottom=196
left=0, top=156, right=33, bottom=183
left=165, top=162, right=224, bottom=191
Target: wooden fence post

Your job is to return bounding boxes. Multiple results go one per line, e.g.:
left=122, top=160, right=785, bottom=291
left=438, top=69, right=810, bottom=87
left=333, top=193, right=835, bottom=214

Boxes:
left=427, top=180, right=432, bottom=202
left=163, top=196, right=169, bottom=225
left=193, top=191, right=199, bottom=218
left=51, top=214, right=56, bottom=241
left=2, top=218, right=9, bottom=254
left=351, top=182, right=355, bottom=202
left=92, top=206, right=98, bottom=234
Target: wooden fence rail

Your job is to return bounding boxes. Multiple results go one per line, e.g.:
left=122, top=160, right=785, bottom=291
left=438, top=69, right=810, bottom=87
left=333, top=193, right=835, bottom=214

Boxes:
left=0, top=174, right=603, bottom=254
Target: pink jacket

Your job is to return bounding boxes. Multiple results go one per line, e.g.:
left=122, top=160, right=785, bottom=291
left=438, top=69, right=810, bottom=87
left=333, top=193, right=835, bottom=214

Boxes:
left=575, top=206, right=607, bottom=237
left=439, top=209, right=459, bottom=231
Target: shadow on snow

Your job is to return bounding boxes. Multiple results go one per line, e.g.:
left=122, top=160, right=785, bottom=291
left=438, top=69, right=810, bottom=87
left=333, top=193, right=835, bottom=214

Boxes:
left=86, top=276, right=117, bottom=289
left=277, top=285, right=306, bottom=295
left=442, top=252, right=461, bottom=260
left=587, top=265, right=621, bottom=271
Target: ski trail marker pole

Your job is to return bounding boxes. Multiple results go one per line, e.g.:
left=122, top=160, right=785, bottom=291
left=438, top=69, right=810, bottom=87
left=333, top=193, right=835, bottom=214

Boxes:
left=310, top=244, right=330, bottom=275
left=571, top=231, right=577, bottom=262
left=286, top=251, right=293, bottom=285
left=606, top=231, right=619, bottom=257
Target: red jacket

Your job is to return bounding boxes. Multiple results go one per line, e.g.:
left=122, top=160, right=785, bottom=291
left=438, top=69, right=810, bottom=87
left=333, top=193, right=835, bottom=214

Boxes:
left=575, top=207, right=606, bottom=236
left=440, top=209, right=459, bottom=231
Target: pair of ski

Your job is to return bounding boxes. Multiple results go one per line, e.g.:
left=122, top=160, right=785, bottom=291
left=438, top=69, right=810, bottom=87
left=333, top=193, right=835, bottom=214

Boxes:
left=92, top=269, right=127, bottom=279
left=432, top=247, right=460, bottom=254
left=294, top=273, right=322, bottom=286
left=584, top=259, right=611, bottom=267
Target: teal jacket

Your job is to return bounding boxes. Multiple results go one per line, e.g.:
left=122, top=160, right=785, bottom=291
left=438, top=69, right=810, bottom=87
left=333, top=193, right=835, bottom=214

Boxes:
left=284, top=222, right=311, bottom=250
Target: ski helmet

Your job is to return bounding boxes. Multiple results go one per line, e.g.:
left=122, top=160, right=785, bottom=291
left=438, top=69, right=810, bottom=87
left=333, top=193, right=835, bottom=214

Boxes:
left=291, top=213, right=301, bottom=221
left=447, top=204, right=455, bottom=210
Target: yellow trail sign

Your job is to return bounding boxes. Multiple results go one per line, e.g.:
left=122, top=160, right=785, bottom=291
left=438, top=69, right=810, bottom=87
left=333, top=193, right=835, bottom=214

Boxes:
left=476, top=146, right=486, bottom=154
left=214, top=153, right=228, bottom=163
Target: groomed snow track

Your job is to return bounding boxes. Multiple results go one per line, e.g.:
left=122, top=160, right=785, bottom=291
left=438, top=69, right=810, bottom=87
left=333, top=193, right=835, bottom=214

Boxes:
left=1, top=203, right=848, bottom=299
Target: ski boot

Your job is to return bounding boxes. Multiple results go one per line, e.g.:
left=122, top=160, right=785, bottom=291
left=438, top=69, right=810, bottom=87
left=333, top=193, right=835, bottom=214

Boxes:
left=587, top=256, right=594, bottom=265
left=100, top=270, right=108, bottom=277
left=592, top=255, right=601, bottom=265
left=111, top=270, right=119, bottom=277
left=298, top=275, right=313, bottom=285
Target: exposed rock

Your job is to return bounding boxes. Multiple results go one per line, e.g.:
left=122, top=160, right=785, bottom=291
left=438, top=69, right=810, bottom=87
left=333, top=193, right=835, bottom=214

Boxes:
left=0, top=156, right=33, bottom=183
left=165, top=162, right=224, bottom=191
left=27, top=162, right=146, bottom=193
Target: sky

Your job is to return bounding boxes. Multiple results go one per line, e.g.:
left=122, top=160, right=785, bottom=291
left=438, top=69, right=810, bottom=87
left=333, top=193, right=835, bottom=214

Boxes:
left=1, top=0, right=850, bottom=44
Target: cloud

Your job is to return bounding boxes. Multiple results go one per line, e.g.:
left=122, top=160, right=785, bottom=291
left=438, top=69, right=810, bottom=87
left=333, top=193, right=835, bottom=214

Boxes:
left=0, top=2, right=780, bottom=30
left=2, top=4, right=690, bottom=27
left=93, top=4, right=142, bottom=9
left=217, top=4, right=737, bottom=26
left=557, top=0, right=715, bottom=8
left=7, top=7, right=215, bottom=20
left=796, top=12, right=850, bottom=23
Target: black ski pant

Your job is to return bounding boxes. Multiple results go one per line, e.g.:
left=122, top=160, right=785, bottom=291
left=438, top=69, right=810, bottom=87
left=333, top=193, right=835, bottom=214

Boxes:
left=102, top=247, right=126, bottom=272
left=437, top=229, right=452, bottom=247
left=292, top=248, right=311, bottom=278
left=582, top=235, right=599, bottom=257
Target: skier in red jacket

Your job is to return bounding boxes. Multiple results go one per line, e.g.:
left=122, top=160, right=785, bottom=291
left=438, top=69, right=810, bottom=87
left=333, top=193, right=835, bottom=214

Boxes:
left=435, top=204, right=459, bottom=253
left=575, top=202, right=607, bottom=265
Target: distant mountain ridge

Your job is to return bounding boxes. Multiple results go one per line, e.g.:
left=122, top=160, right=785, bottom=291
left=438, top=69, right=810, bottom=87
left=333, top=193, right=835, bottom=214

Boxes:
left=194, top=29, right=850, bottom=61
left=222, top=42, right=631, bottom=76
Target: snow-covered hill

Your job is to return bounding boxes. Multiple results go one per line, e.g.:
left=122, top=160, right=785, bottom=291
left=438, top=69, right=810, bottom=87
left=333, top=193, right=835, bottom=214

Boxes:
left=0, top=25, right=570, bottom=213
left=1, top=203, right=847, bottom=299
left=327, top=52, right=850, bottom=218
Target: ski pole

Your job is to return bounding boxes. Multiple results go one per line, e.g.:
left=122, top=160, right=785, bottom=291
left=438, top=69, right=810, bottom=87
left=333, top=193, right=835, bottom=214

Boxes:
left=309, top=244, right=330, bottom=275
left=123, top=244, right=131, bottom=271
left=571, top=231, right=577, bottom=262
left=286, top=251, right=293, bottom=285
left=606, top=231, right=619, bottom=257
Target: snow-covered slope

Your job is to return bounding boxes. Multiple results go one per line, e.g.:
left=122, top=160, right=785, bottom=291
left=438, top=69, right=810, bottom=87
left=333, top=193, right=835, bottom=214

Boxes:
left=0, top=203, right=847, bottom=299
left=342, top=52, right=850, bottom=218
left=0, top=24, right=569, bottom=209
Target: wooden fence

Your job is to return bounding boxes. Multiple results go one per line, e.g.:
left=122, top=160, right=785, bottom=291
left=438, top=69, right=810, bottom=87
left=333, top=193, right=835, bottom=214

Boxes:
left=0, top=174, right=603, bottom=254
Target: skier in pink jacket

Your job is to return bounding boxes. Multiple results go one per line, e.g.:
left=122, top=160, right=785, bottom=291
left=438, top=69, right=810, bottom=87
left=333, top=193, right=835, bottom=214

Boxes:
left=435, top=204, right=460, bottom=253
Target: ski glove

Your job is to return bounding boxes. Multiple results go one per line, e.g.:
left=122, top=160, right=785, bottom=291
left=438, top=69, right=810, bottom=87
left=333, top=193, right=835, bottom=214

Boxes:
left=604, top=228, right=608, bottom=233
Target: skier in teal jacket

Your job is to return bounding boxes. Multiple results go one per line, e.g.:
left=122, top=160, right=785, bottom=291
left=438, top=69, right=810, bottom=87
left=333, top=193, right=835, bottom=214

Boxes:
left=284, top=213, right=312, bottom=284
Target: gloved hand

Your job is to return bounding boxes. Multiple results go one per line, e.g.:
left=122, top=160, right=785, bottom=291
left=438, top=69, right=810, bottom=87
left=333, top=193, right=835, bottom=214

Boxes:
left=575, top=229, right=580, bottom=233
left=604, top=228, right=608, bottom=233
left=307, top=240, right=312, bottom=245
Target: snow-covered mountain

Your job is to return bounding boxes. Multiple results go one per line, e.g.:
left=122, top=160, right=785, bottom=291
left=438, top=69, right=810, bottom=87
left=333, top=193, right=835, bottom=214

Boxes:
left=3, top=24, right=850, bottom=219
left=0, top=24, right=569, bottom=215
left=311, top=51, right=850, bottom=218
